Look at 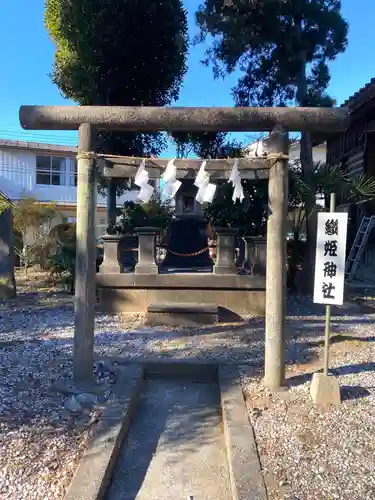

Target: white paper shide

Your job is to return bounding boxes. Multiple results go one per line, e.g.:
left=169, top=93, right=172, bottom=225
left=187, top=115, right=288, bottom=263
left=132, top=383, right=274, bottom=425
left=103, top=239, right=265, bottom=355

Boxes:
left=134, top=159, right=155, bottom=203
left=313, top=212, right=348, bottom=306
left=194, top=160, right=217, bottom=204
left=161, top=159, right=182, bottom=199
left=229, top=158, right=244, bottom=203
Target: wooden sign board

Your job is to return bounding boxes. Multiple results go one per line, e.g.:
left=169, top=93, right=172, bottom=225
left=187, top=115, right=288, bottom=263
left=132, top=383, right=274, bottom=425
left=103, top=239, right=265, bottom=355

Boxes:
left=313, top=212, right=348, bottom=306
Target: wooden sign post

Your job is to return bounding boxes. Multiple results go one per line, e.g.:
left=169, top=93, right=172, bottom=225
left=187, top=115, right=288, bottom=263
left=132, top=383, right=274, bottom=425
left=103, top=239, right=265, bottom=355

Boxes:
left=311, top=192, right=348, bottom=407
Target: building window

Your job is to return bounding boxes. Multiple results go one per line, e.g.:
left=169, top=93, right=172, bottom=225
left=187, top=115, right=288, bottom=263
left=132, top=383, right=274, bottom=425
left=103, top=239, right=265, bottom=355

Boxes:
left=36, top=155, right=77, bottom=186
left=71, top=159, right=78, bottom=186
left=62, top=216, right=76, bottom=224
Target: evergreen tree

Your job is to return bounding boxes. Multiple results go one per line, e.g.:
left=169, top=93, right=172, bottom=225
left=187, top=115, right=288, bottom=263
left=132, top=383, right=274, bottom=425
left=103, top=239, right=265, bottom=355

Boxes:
left=195, top=0, right=348, bottom=283
left=45, top=0, right=188, bottom=216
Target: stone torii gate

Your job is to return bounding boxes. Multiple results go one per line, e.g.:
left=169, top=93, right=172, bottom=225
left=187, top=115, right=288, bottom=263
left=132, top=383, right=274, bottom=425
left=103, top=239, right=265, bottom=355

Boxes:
left=19, top=105, right=350, bottom=390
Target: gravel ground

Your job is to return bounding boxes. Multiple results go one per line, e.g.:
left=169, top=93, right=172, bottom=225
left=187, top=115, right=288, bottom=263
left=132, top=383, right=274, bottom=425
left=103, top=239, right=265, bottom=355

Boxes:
left=241, top=298, right=375, bottom=500
left=0, top=289, right=374, bottom=499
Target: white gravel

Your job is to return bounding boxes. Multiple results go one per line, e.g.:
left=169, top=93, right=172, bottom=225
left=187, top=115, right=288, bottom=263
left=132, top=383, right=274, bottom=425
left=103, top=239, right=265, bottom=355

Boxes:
left=1, top=293, right=374, bottom=499
left=241, top=297, right=375, bottom=500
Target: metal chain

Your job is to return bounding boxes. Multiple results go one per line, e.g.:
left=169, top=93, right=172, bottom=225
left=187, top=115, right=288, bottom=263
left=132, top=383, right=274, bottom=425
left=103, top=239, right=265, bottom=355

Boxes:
left=167, top=246, right=209, bottom=257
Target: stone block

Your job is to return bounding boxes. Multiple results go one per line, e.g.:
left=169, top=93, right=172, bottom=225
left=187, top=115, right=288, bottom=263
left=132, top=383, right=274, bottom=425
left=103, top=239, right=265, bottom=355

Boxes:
left=244, top=236, right=267, bottom=276
left=97, top=273, right=266, bottom=318
left=0, top=208, right=16, bottom=298
left=147, top=302, right=218, bottom=326
left=310, top=373, right=341, bottom=408
left=134, top=227, right=159, bottom=275
left=100, top=235, right=122, bottom=274
left=214, top=227, right=238, bottom=275
left=219, top=365, right=267, bottom=500
left=144, top=360, right=218, bottom=382
left=64, top=365, right=144, bottom=500
left=134, top=264, right=158, bottom=274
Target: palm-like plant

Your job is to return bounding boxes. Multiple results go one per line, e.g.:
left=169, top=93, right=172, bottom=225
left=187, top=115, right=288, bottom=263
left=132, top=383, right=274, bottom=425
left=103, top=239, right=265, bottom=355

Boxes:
left=288, top=161, right=375, bottom=240
left=287, top=161, right=375, bottom=290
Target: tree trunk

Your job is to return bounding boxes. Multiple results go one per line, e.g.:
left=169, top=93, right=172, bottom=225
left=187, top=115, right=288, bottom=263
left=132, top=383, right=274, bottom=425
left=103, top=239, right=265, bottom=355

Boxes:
left=296, top=21, right=317, bottom=293
left=300, top=130, right=317, bottom=292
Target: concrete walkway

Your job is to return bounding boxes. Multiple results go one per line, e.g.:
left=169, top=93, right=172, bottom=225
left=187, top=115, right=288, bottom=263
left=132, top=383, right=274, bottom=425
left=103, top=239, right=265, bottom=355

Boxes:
left=106, top=378, right=231, bottom=500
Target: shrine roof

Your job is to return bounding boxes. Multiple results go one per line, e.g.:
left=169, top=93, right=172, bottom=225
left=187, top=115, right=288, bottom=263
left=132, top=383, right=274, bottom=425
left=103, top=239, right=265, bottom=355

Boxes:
left=341, top=77, right=375, bottom=112
left=313, top=77, right=375, bottom=145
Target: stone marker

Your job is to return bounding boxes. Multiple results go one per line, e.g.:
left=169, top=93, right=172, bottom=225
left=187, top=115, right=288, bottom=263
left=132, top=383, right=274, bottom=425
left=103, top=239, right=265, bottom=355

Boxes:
left=0, top=207, right=16, bottom=299
left=310, top=373, right=341, bottom=408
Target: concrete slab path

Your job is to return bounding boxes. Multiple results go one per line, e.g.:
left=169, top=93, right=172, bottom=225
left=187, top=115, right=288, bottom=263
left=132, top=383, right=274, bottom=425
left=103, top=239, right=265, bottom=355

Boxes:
left=105, top=378, right=231, bottom=500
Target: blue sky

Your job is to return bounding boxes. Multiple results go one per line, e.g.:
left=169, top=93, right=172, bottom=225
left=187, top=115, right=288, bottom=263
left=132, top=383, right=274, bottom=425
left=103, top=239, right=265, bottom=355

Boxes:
left=1, top=0, right=374, bottom=152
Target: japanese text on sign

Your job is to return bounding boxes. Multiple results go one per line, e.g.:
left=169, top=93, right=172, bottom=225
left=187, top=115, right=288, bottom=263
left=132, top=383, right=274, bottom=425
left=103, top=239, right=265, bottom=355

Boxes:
left=313, top=212, right=348, bottom=306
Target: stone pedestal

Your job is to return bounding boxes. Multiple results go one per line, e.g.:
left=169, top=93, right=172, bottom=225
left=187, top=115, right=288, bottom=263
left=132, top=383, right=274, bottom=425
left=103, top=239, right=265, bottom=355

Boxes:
left=214, top=228, right=238, bottom=275
left=236, top=237, right=246, bottom=267
left=99, top=235, right=122, bottom=273
left=310, top=373, right=341, bottom=408
left=134, top=227, right=159, bottom=274
left=119, top=234, right=138, bottom=271
left=244, top=236, right=267, bottom=276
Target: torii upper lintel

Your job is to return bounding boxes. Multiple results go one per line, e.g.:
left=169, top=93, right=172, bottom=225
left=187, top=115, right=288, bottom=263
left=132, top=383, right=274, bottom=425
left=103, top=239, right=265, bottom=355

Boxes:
left=19, top=105, right=350, bottom=133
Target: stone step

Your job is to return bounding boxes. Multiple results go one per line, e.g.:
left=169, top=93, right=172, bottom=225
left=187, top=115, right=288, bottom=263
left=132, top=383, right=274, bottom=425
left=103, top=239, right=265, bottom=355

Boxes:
left=146, top=301, right=218, bottom=326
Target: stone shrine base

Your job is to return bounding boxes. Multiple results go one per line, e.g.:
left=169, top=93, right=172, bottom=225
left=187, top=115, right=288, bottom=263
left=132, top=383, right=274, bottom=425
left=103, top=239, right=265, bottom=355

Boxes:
left=96, top=273, right=265, bottom=321
left=147, top=302, right=219, bottom=326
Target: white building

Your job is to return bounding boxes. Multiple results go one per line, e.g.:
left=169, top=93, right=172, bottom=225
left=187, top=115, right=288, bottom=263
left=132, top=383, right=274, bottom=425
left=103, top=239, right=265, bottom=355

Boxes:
left=245, top=138, right=327, bottom=237
left=245, top=137, right=327, bottom=198
left=245, top=136, right=327, bottom=166
left=0, top=139, right=140, bottom=236
left=289, top=140, right=327, bottom=166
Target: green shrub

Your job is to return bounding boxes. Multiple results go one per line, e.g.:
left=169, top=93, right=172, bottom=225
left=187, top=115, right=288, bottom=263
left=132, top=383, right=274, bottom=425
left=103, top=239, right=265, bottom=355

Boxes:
left=44, top=223, right=103, bottom=292
left=48, top=242, right=76, bottom=292
left=45, top=223, right=76, bottom=292
left=116, top=191, right=173, bottom=236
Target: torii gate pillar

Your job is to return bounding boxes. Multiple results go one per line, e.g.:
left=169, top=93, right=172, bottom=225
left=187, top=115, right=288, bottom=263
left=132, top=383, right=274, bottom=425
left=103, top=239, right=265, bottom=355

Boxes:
left=74, top=123, right=97, bottom=384
left=264, top=126, right=289, bottom=390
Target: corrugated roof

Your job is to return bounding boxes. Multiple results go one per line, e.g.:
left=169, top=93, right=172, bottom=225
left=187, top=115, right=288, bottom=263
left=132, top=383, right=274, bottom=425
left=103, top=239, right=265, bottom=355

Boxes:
left=0, top=138, right=77, bottom=155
